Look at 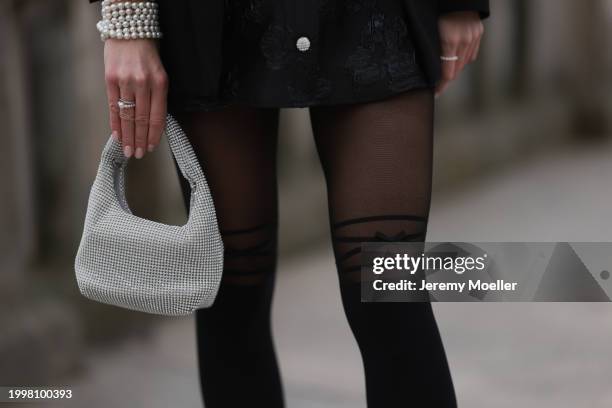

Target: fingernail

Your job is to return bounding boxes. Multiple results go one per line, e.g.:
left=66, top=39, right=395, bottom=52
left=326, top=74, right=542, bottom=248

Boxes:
left=147, top=144, right=155, bottom=152
left=112, top=131, right=119, bottom=141
left=124, top=145, right=133, bottom=158
left=135, top=147, right=144, bottom=159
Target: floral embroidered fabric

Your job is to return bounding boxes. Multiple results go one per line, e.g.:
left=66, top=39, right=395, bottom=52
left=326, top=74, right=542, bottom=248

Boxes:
left=200, top=0, right=431, bottom=110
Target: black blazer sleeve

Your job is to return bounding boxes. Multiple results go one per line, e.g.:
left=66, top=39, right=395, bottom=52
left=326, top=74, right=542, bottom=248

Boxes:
left=438, top=0, right=490, bottom=19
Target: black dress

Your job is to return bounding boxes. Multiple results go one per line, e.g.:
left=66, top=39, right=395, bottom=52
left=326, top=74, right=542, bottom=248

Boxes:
left=88, top=0, right=490, bottom=113
left=191, top=0, right=432, bottom=110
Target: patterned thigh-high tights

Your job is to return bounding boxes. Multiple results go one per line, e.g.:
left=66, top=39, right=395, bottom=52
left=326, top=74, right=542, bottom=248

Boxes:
left=174, top=88, right=455, bottom=408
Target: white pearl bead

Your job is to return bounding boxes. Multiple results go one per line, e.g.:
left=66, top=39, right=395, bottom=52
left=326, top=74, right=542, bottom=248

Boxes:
left=296, top=36, right=311, bottom=52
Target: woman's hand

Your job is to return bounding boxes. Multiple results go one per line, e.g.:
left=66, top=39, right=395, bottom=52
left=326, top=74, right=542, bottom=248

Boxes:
left=436, top=11, right=484, bottom=98
left=104, top=39, right=168, bottom=158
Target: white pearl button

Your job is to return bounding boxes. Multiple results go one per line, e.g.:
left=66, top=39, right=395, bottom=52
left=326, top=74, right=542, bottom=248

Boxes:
left=296, top=36, right=311, bottom=52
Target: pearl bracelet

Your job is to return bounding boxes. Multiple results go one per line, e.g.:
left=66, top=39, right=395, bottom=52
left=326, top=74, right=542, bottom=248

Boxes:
left=97, top=0, right=162, bottom=41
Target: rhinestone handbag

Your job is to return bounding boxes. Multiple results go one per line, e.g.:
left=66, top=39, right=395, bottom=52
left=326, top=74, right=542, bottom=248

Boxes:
left=74, top=113, right=224, bottom=316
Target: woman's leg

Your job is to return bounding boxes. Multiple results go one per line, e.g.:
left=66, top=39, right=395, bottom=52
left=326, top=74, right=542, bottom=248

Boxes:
left=310, top=89, right=456, bottom=407
left=173, top=106, right=284, bottom=408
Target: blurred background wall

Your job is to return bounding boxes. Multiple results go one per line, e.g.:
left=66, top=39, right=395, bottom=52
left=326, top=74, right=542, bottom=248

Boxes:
left=1, top=0, right=611, bottom=406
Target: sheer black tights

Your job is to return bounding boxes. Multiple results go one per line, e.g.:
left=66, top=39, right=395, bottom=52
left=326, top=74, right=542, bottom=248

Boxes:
left=311, top=89, right=455, bottom=407
left=174, top=89, right=455, bottom=408
left=174, top=107, right=283, bottom=407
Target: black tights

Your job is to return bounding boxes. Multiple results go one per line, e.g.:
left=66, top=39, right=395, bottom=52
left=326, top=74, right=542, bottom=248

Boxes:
left=173, top=89, right=455, bottom=408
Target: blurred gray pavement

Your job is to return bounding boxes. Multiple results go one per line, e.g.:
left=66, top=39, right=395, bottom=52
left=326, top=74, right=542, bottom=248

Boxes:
left=41, top=140, right=612, bottom=408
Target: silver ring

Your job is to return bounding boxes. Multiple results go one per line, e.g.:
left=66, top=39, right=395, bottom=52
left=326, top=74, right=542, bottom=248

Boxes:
left=440, top=55, right=460, bottom=62
left=118, top=98, right=136, bottom=109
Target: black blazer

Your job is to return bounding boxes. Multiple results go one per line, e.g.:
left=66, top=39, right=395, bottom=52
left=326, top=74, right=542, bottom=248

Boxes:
left=88, top=0, right=490, bottom=105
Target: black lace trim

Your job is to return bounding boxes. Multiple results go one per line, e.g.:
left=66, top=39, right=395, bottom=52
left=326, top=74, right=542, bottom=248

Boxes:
left=345, top=11, right=425, bottom=92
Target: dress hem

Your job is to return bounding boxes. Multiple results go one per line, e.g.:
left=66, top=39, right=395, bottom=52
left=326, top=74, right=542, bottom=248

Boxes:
left=167, top=81, right=435, bottom=113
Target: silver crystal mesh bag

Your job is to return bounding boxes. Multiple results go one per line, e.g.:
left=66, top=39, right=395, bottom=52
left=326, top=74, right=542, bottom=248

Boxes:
left=74, top=113, right=224, bottom=316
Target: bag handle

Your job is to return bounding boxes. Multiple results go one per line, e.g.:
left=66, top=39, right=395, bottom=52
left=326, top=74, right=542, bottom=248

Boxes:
left=103, top=113, right=203, bottom=185
left=100, top=113, right=204, bottom=214
left=162, top=113, right=204, bottom=187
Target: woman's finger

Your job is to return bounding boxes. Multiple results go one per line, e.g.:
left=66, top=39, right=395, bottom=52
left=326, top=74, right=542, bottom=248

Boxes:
left=134, top=80, right=151, bottom=159
left=147, top=71, right=168, bottom=152
left=456, top=35, right=473, bottom=76
left=465, top=38, right=479, bottom=72
left=467, top=37, right=478, bottom=64
left=436, top=43, right=458, bottom=97
left=105, top=79, right=121, bottom=141
left=471, top=39, right=481, bottom=62
left=468, top=25, right=480, bottom=63
left=471, top=27, right=483, bottom=62
left=119, top=85, right=136, bottom=158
